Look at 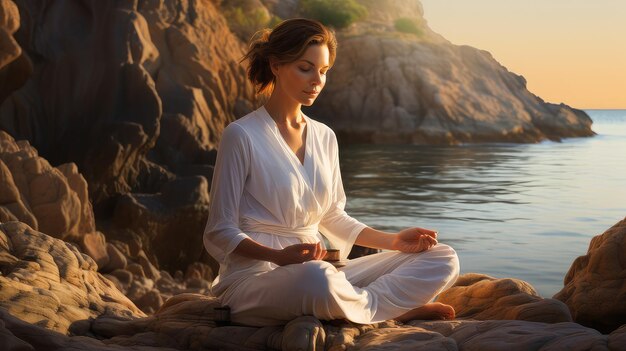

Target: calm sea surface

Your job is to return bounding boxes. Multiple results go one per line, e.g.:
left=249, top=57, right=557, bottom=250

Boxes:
left=340, top=110, right=626, bottom=297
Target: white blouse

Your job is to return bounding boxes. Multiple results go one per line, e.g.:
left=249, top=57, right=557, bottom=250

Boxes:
left=203, top=106, right=368, bottom=293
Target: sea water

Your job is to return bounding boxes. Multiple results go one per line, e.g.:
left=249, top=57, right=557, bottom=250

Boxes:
left=341, top=110, right=626, bottom=297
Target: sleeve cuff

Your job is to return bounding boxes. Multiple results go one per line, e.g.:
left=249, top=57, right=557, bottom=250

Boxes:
left=224, top=232, right=250, bottom=259
left=342, top=222, right=368, bottom=260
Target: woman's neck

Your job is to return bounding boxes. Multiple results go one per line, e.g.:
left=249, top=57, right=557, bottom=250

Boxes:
left=264, top=90, right=303, bottom=125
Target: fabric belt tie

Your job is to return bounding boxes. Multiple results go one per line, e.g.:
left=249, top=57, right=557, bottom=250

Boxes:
left=240, top=221, right=320, bottom=241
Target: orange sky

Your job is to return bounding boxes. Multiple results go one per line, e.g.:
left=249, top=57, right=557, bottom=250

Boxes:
left=420, top=0, right=626, bottom=109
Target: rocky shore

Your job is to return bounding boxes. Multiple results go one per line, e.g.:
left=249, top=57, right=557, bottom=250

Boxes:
left=1, top=130, right=625, bottom=350
left=0, top=0, right=620, bottom=350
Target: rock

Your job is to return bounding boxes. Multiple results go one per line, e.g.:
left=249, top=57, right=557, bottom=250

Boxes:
left=554, top=217, right=626, bottom=333
left=0, top=317, right=34, bottom=351
left=0, top=0, right=21, bottom=70
left=136, top=250, right=161, bottom=281
left=108, top=269, right=134, bottom=290
left=609, top=324, right=626, bottom=350
left=437, top=273, right=572, bottom=323
left=184, top=262, right=214, bottom=282
left=0, top=307, right=178, bottom=351
left=127, top=263, right=147, bottom=279
left=411, top=319, right=612, bottom=351
left=134, top=290, right=163, bottom=315
left=305, top=12, right=593, bottom=144
left=1, top=0, right=256, bottom=209
left=111, top=176, right=213, bottom=273
left=0, top=0, right=30, bottom=106
left=100, top=242, right=128, bottom=273
left=351, top=325, right=456, bottom=350
left=79, top=231, right=109, bottom=269
left=0, top=131, right=95, bottom=242
left=0, top=222, right=145, bottom=334
left=280, top=316, right=326, bottom=351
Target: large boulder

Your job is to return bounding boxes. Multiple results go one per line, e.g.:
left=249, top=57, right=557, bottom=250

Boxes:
left=410, top=319, right=617, bottom=351
left=554, top=217, right=626, bottom=333
left=437, top=273, right=572, bottom=323
left=110, top=175, right=214, bottom=273
left=0, top=0, right=30, bottom=105
left=0, top=0, right=256, bottom=208
left=305, top=3, right=593, bottom=144
left=0, top=221, right=145, bottom=335
left=0, top=130, right=95, bottom=242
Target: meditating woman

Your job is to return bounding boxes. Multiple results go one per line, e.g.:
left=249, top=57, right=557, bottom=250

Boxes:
left=203, top=18, right=459, bottom=326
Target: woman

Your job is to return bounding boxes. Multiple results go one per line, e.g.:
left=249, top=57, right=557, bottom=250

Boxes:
left=203, top=18, right=459, bottom=326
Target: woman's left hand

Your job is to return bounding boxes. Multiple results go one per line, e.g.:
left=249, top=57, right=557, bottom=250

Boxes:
left=391, top=227, right=438, bottom=253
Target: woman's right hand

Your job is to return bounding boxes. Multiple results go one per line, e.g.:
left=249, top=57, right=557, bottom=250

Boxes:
left=271, top=242, right=327, bottom=266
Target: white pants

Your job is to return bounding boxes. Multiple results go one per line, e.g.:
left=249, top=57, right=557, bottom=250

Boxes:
left=220, top=244, right=460, bottom=326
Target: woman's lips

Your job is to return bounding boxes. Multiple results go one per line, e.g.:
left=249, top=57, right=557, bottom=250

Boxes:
left=304, top=91, right=319, bottom=96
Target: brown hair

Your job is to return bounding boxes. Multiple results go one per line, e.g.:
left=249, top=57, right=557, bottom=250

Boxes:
left=241, top=18, right=338, bottom=95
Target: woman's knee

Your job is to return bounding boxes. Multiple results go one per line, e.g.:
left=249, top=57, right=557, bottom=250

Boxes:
left=433, top=243, right=460, bottom=282
left=294, top=261, right=337, bottom=298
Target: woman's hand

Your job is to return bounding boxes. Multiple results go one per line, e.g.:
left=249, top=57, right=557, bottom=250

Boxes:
left=391, top=227, right=438, bottom=253
left=271, top=242, right=327, bottom=266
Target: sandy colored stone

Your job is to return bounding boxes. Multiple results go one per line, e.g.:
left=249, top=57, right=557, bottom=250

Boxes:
left=0, top=222, right=145, bottom=334
left=134, top=290, right=164, bottom=315
left=80, top=231, right=110, bottom=269
left=555, top=217, right=626, bottom=333
left=0, top=307, right=178, bottom=351
left=184, top=262, right=214, bottom=282
left=351, top=325, right=456, bottom=350
left=437, top=273, right=572, bottom=323
left=0, top=131, right=94, bottom=242
left=0, top=0, right=256, bottom=210
left=411, top=319, right=611, bottom=351
left=101, top=242, right=128, bottom=273
left=111, top=176, right=212, bottom=273
left=0, top=0, right=21, bottom=69
left=306, top=17, right=593, bottom=144
left=137, top=250, right=161, bottom=281
left=609, top=324, right=626, bottom=350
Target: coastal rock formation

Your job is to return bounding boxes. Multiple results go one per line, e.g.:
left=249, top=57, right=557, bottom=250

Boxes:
left=0, top=131, right=95, bottom=242
left=0, top=0, right=255, bottom=208
left=109, top=175, right=214, bottom=273
left=410, top=319, right=618, bottom=351
left=554, top=217, right=626, bottom=333
left=2, top=292, right=623, bottom=350
left=0, top=221, right=145, bottom=334
left=306, top=33, right=593, bottom=144
left=437, top=273, right=572, bottom=323
left=0, top=0, right=20, bottom=69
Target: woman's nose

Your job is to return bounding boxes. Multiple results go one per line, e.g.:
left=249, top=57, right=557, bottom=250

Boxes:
left=311, top=71, right=323, bottom=85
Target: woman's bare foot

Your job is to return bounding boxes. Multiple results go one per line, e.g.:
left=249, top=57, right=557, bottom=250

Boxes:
left=394, top=302, right=455, bottom=323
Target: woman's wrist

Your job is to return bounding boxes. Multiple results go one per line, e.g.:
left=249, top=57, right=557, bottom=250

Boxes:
left=233, top=238, right=282, bottom=263
left=264, top=247, right=282, bottom=264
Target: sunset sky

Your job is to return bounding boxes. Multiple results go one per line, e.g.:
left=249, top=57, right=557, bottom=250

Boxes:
left=420, top=0, right=626, bottom=109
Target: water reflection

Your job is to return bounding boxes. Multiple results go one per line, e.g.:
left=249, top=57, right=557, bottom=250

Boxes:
left=339, top=110, right=626, bottom=297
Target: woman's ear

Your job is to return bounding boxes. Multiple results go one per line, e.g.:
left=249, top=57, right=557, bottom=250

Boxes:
left=269, top=58, right=281, bottom=77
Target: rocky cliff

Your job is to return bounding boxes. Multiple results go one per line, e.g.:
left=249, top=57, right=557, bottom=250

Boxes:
left=304, top=0, right=594, bottom=144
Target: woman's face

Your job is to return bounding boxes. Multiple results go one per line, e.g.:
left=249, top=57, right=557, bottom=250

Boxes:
left=271, top=44, right=330, bottom=106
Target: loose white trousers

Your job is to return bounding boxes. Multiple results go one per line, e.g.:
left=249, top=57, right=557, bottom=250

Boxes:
left=220, top=244, right=459, bottom=326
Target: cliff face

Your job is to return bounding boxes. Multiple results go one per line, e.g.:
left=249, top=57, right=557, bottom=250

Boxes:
left=0, top=0, right=254, bottom=272
left=0, top=0, right=256, bottom=208
left=304, top=0, right=594, bottom=144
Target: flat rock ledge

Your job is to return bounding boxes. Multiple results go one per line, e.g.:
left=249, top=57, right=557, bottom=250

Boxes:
left=1, top=293, right=625, bottom=351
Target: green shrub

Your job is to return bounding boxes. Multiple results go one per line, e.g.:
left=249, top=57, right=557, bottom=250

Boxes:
left=394, top=17, right=423, bottom=37
left=299, top=0, right=368, bottom=29
left=225, top=6, right=275, bottom=40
